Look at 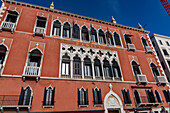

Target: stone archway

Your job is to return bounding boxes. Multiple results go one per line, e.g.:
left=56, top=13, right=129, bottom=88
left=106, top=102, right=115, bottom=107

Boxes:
left=104, top=84, right=124, bottom=113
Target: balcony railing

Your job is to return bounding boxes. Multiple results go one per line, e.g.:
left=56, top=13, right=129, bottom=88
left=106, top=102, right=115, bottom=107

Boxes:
left=137, top=96, right=160, bottom=107
left=145, top=46, right=153, bottom=53
left=34, top=27, right=45, bottom=36
left=24, top=66, right=40, bottom=76
left=157, top=76, right=167, bottom=85
left=127, top=43, right=135, bottom=51
left=1, top=21, right=16, bottom=32
left=136, top=74, right=148, bottom=84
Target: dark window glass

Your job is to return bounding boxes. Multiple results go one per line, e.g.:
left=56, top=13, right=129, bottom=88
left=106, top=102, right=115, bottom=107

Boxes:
left=91, top=28, right=97, bottom=42
left=155, top=90, right=162, bottom=103
left=132, top=61, right=141, bottom=75
left=72, top=24, right=80, bottom=39
left=63, top=22, right=71, bottom=38
left=166, top=41, right=170, bottom=46
left=93, top=89, right=102, bottom=105
left=124, top=34, right=132, bottom=44
left=98, top=29, right=106, bottom=44
left=84, top=56, right=92, bottom=76
left=82, top=26, right=89, bottom=41
left=36, top=17, right=46, bottom=28
left=18, top=87, right=32, bottom=105
left=78, top=88, right=88, bottom=105
left=106, top=31, right=114, bottom=45
left=52, top=20, right=61, bottom=36
left=73, top=55, right=81, bottom=75
left=112, top=59, right=121, bottom=78
left=162, top=49, right=169, bottom=56
left=94, top=57, right=102, bottom=77
left=5, top=11, right=18, bottom=23
left=163, top=90, right=170, bottom=102
left=0, top=45, right=7, bottom=64
left=167, top=60, right=170, bottom=68
left=103, top=58, right=112, bottom=77
left=159, top=40, right=163, bottom=45
left=61, top=54, right=70, bottom=75
left=28, top=49, right=42, bottom=67
left=150, top=63, right=160, bottom=77
left=114, top=32, right=121, bottom=46
left=134, top=90, right=141, bottom=104
left=122, top=89, right=131, bottom=104
left=43, top=87, right=55, bottom=106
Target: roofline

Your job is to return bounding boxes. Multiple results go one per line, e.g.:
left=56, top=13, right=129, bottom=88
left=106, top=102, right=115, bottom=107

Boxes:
left=150, top=33, right=170, bottom=39
left=3, top=0, right=150, bottom=34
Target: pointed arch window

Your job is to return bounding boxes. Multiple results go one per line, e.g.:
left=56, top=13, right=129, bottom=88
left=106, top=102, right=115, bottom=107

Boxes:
left=150, top=63, right=160, bottom=77
left=78, top=88, right=88, bottom=106
left=124, top=34, right=132, bottom=44
left=103, top=58, right=112, bottom=77
left=122, top=89, right=131, bottom=104
left=43, top=87, right=55, bottom=106
left=18, top=87, right=32, bottom=106
left=106, top=31, right=114, bottom=45
left=98, top=29, right=106, bottom=44
left=131, top=61, right=141, bottom=75
left=134, top=90, right=141, bottom=104
left=24, top=49, right=42, bottom=76
left=94, top=57, right=102, bottom=77
left=63, top=22, right=71, bottom=38
left=93, top=88, right=102, bottom=105
left=0, top=45, right=7, bottom=64
left=61, top=53, right=70, bottom=75
left=112, top=59, right=122, bottom=78
left=155, top=90, right=162, bottom=103
left=163, top=90, right=170, bottom=103
left=91, top=28, right=98, bottom=43
left=52, top=20, right=61, bottom=36
left=114, top=32, right=121, bottom=46
left=72, top=24, right=80, bottom=39
left=145, top=90, right=155, bottom=103
left=73, top=55, right=81, bottom=75
left=141, top=37, right=148, bottom=47
left=82, top=26, right=89, bottom=41
left=84, top=56, right=92, bottom=76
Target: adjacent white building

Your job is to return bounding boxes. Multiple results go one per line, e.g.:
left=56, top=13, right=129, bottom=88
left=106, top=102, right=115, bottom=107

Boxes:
left=151, top=34, right=170, bottom=82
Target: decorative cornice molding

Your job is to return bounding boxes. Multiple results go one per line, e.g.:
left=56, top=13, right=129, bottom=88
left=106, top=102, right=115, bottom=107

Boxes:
left=2, top=0, right=150, bottom=34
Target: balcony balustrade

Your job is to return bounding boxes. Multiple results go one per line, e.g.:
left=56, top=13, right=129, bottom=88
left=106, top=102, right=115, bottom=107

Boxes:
left=1, top=21, right=16, bottom=32
left=127, top=43, right=135, bottom=51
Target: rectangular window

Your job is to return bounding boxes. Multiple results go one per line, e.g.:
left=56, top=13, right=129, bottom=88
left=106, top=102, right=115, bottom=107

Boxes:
left=73, top=62, right=81, bottom=75
left=159, top=40, right=163, bottom=45
left=95, top=66, right=100, bottom=77
left=124, top=35, right=132, bottom=44
left=166, top=41, right=170, bottom=46
left=36, top=17, right=46, bottom=28
left=162, top=49, right=169, bottom=56
left=104, top=67, right=110, bottom=77
left=84, top=65, right=91, bottom=76
left=99, top=36, right=104, bottom=43
left=62, top=62, right=70, bottom=75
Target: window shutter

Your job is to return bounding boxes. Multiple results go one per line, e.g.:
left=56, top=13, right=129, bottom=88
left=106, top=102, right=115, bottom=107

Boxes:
left=93, top=89, right=96, bottom=105
left=150, top=90, right=155, bottom=103
left=25, top=88, right=31, bottom=105
left=145, top=90, right=151, bottom=103
left=127, top=90, right=132, bottom=104
left=18, top=87, right=25, bottom=105
left=43, top=87, right=47, bottom=106
left=78, top=89, right=80, bottom=105
left=85, top=89, right=89, bottom=105
left=122, top=90, right=126, bottom=104
left=163, top=90, right=169, bottom=102
left=98, top=89, right=102, bottom=104
left=51, top=87, right=55, bottom=105
left=167, top=90, right=170, bottom=102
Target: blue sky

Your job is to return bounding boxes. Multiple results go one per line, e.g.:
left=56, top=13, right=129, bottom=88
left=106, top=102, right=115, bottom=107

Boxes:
left=1, top=0, right=170, bottom=36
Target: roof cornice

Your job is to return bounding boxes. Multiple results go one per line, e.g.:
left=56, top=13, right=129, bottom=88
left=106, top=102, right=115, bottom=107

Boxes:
left=151, top=33, right=170, bottom=39
left=3, top=0, right=150, bottom=34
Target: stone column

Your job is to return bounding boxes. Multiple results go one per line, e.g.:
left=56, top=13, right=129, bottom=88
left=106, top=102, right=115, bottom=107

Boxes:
left=60, top=25, right=63, bottom=38
left=91, top=61, right=95, bottom=80
left=70, top=59, right=73, bottom=78
left=81, top=60, right=84, bottom=79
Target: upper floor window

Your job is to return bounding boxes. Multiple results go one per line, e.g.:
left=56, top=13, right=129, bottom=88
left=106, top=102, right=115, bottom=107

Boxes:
left=36, top=17, right=46, bottom=28
left=52, top=20, right=61, bottom=36
left=82, top=26, right=89, bottom=41
left=78, top=88, right=88, bottom=106
left=163, top=90, right=170, bottom=103
left=159, top=40, right=163, bottom=45
left=134, top=90, right=141, bottom=104
left=73, top=55, right=81, bottom=75
left=18, top=86, right=32, bottom=106
left=0, top=45, right=7, bottom=64
left=5, top=11, right=18, bottom=23
left=162, top=49, right=169, bottom=56
left=131, top=61, right=141, bottom=75
left=141, top=37, right=148, bottom=47
left=112, top=59, right=122, bottom=78
left=150, top=63, right=160, bottom=77
left=63, top=22, right=71, bottom=38
left=106, top=31, right=114, bottom=45
left=43, top=87, right=55, bottom=106
left=90, top=28, right=97, bottom=43
left=122, top=89, right=131, bottom=105
left=84, top=56, right=92, bottom=77
left=98, top=29, right=106, bottom=44
left=23, top=49, right=42, bottom=77
left=166, top=41, right=170, bottom=46
left=61, top=53, right=70, bottom=76
left=114, top=32, right=121, bottom=46
left=93, top=88, right=102, bottom=105
left=155, top=90, right=162, bottom=103
left=124, top=34, right=132, bottom=44
left=103, top=58, right=112, bottom=78
left=94, top=57, right=102, bottom=77
left=72, top=24, right=80, bottom=39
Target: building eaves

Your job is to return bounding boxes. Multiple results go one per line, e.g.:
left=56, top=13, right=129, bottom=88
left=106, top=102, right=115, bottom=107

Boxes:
left=151, top=33, right=170, bottom=39
left=3, top=0, right=150, bottom=34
